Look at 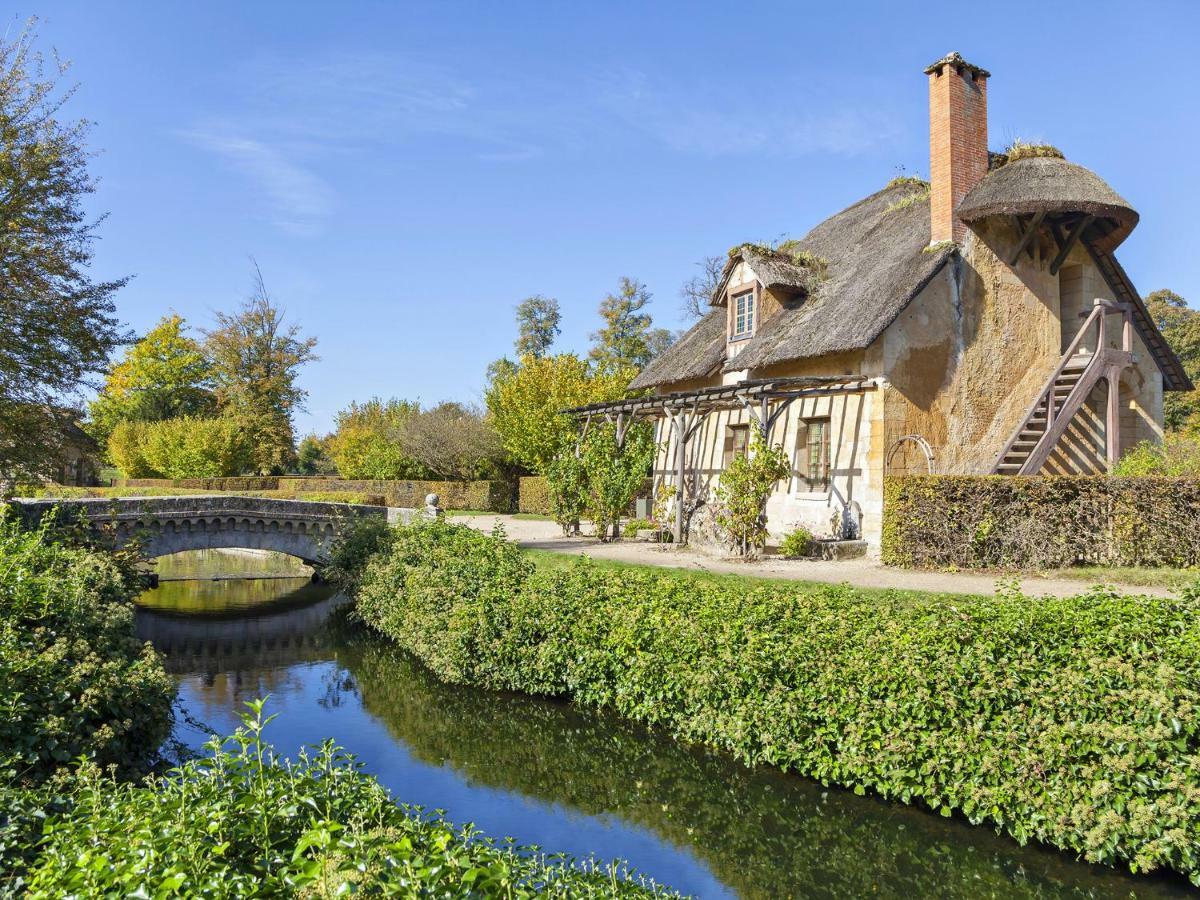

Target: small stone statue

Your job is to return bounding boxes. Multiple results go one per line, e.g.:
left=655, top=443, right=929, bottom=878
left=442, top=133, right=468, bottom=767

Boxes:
left=424, top=492, right=444, bottom=520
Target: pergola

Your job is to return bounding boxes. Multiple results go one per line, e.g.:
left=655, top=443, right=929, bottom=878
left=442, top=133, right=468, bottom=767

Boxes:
left=564, top=375, right=876, bottom=543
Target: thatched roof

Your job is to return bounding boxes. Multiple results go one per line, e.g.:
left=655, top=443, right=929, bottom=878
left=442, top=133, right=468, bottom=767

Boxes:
left=628, top=308, right=726, bottom=390
left=724, top=183, right=953, bottom=372
left=957, top=156, right=1139, bottom=250
left=713, top=246, right=822, bottom=303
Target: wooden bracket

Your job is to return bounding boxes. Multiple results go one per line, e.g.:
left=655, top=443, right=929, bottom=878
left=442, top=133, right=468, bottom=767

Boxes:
left=1049, top=214, right=1094, bottom=276
left=1009, top=211, right=1047, bottom=265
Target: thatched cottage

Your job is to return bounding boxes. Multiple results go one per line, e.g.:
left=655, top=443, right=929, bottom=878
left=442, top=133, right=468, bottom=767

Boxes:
left=570, top=53, right=1190, bottom=548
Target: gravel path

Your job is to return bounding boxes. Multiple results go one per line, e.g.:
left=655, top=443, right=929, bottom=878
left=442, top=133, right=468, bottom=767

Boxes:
left=450, top=514, right=1178, bottom=599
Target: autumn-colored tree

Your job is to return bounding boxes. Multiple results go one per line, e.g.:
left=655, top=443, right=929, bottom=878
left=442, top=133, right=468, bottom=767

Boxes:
left=403, top=401, right=503, bottom=481
left=87, top=314, right=215, bottom=446
left=1146, top=289, right=1200, bottom=431
left=485, top=353, right=628, bottom=474
left=327, top=398, right=429, bottom=480
left=204, top=265, right=318, bottom=474
left=0, top=22, right=130, bottom=486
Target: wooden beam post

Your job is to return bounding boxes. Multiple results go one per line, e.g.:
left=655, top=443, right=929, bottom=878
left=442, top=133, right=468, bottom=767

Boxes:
left=1049, top=214, right=1094, bottom=276
left=1106, top=370, right=1121, bottom=472
left=1009, top=210, right=1046, bottom=265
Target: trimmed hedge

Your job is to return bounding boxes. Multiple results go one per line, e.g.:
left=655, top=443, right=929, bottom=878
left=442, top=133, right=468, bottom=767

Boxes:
left=345, top=521, right=1200, bottom=884
left=118, top=476, right=280, bottom=491
left=277, top=477, right=512, bottom=512
left=519, top=476, right=551, bottom=514
left=883, top=476, right=1200, bottom=569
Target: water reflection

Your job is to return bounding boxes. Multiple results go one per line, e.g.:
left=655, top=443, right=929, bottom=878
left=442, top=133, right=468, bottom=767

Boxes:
left=135, top=575, right=1193, bottom=900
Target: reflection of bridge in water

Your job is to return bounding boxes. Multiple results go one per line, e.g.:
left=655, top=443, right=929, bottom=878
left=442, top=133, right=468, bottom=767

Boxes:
left=136, top=587, right=348, bottom=674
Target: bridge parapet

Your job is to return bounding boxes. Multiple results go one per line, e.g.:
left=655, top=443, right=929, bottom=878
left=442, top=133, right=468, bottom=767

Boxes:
left=10, top=495, right=389, bottom=566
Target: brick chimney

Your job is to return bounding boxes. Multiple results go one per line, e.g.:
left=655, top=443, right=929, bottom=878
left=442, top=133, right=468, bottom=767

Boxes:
left=925, top=52, right=990, bottom=245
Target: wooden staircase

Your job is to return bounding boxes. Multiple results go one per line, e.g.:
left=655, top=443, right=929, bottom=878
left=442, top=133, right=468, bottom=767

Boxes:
left=992, top=299, right=1135, bottom=476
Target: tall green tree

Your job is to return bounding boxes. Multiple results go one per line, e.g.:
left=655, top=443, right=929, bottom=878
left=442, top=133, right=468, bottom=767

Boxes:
left=87, top=313, right=215, bottom=445
left=514, top=295, right=561, bottom=358
left=1146, top=289, right=1200, bottom=431
left=204, top=265, right=318, bottom=474
left=485, top=353, right=628, bottom=473
left=588, top=277, right=673, bottom=375
left=0, top=22, right=130, bottom=487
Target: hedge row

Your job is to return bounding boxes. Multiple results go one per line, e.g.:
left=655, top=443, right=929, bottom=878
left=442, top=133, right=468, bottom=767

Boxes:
left=277, top=477, right=512, bottom=512
left=519, top=476, right=551, bottom=514
left=343, top=520, right=1200, bottom=884
left=882, top=476, right=1200, bottom=569
left=114, top=476, right=514, bottom=512
left=118, top=476, right=280, bottom=491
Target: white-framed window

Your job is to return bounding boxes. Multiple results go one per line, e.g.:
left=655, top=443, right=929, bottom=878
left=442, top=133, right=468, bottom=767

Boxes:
left=732, top=290, right=755, bottom=339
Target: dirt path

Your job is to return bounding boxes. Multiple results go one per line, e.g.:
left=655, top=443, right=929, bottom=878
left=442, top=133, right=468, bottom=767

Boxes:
left=451, top=514, right=1178, bottom=599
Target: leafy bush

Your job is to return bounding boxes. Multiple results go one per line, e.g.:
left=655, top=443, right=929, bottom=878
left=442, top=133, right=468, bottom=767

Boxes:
left=1114, top=433, right=1200, bottom=476
left=778, top=526, right=814, bottom=558
left=546, top=452, right=588, bottom=535
left=518, top=475, right=551, bottom=514
left=140, top=415, right=254, bottom=479
left=107, top=420, right=158, bottom=478
left=883, top=475, right=1200, bottom=569
left=622, top=518, right=655, bottom=538
left=9, top=702, right=673, bottom=897
left=352, top=521, right=1200, bottom=884
left=582, top=423, right=655, bottom=541
left=713, top=431, right=790, bottom=557
left=0, top=512, right=173, bottom=783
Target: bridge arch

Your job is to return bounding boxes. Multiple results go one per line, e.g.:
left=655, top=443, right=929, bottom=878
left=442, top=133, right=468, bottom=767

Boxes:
left=11, top=495, right=390, bottom=568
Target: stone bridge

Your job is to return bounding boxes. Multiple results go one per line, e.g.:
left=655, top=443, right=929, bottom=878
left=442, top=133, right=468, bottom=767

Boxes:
left=11, top=495, right=392, bottom=566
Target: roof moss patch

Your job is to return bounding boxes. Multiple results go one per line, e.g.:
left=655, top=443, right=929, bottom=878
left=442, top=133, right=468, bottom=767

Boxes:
left=885, top=175, right=929, bottom=190
left=993, top=141, right=1065, bottom=168
left=727, top=241, right=829, bottom=278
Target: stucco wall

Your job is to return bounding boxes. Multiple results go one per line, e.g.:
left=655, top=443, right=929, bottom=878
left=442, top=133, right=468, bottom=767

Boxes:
left=879, top=221, right=1163, bottom=475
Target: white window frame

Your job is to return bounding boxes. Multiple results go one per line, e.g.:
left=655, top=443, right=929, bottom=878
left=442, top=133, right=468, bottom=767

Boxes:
left=731, top=289, right=755, bottom=339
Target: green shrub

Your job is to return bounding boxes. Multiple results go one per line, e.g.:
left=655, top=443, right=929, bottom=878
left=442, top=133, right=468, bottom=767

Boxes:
left=546, top=452, right=588, bottom=535
left=10, top=702, right=673, bottom=898
left=107, top=420, right=159, bottom=478
left=582, top=423, right=655, bottom=542
left=352, top=521, right=1200, bottom=884
left=0, top=512, right=173, bottom=783
left=140, top=415, right=254, bottom=479
left=1115, top=433, right=1200, bottom=476
left=713, top=431, right=790, bottom=557
left=778, top=526, right=814, bottom=558
left=622, top=517, right=656, bottom=538
left=883, top=475, right=1200, bottom=569
left=518, top=475, right=551, bottom=514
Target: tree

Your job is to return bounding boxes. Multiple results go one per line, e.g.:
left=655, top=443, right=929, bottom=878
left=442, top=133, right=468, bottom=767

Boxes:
left=545, top=449, right=588, bottom=535
left=581, top=422, right=655, bottom=541
left=296, top=434, right=336, bottom=475
left=327, top=398, right=429, bottom=480
left=0, top=22, right=130, bottom=487
left=679, top=255, right=724, bottom=320
left=1146, top=289, right=1200, bottom=431
left=204, top=264, right=318, bottom=474
left=403, top=401, right=503, bottom=481
left=713, top=430, right=791, bottom=558
left=588, top=277, right=673, bottom=374
left=514, top=295, right=561, bottom=358
left=484, top=353, right=629, bottom=473
left=87, top=314, right=215, bottom=446
left=139, top=416, right=254, bottom=479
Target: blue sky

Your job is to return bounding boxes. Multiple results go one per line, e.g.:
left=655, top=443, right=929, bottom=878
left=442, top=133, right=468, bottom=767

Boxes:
left=23, top=1, right=1200, bottom=435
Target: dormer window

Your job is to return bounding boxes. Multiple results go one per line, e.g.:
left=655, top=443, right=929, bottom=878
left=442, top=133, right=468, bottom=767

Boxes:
left=732, top=289, right=755, bottom=339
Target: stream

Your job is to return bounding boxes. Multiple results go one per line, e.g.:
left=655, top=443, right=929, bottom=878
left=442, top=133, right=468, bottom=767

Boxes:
left=135, top=550, right=1194, bottom=899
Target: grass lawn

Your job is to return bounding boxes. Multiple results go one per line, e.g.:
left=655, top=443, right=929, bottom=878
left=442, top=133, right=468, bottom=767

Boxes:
left=522, top=547, right=981, bottom=604
left=1030, top=565, right=1199, bottom=590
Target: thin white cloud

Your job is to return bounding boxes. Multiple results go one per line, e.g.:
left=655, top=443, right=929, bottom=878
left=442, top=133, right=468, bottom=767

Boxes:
left=594, top=67, right=902, bottom=158
left=181, top=130, right=334, bottom=236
